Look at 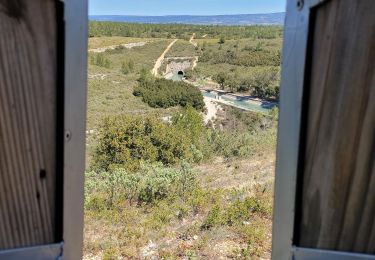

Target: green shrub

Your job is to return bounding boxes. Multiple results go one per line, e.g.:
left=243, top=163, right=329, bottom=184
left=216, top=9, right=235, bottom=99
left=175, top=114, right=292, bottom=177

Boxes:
left=134, top=74, right=204, bottom=110
left=224, top=197, right=266, bottom=226
left=102, top=248, right=118, bottom=260
left=187, top=188, right=211, bottom=214
left=85, top=168, right=138, bottom=208
left=148, top=200, right=176, bottom=229
left=208, top=130, right=254, bottom=158
left=137, top=162, right=197, bottom=204
left=200, top=190, right=272, bottom=231
left=219, top=35, right=225, bottom=44
left=137, top=163, right=180, bottom=203
left=92, top=115, right=194, bottom=172
left=121, top=60, right=135, bottom=74
left=90, top=53, right=111, bottom=68
left=85, top=171, right=108, bottom=210
left=85, top=193, right=107, bottom=211
left=85, top=162, right=198, bottom=208
left=225, top=200, right=251, bottom=226
left=172, top=105, right=205, bottom=145
left=201, top=205, right=222, bottom=230
left=176, top=161, right=198, bottom=199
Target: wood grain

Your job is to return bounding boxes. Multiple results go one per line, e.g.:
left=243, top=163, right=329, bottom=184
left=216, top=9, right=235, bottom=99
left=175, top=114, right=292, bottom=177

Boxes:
left=298, top=0, right=375, bottom=254
left=0, top=0, right=58, bottom=249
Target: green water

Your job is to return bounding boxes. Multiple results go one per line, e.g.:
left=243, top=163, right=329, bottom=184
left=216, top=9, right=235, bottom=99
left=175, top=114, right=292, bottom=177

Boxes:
left=202, top=91, right=217, bottom=99
left=202, top=92, right=277, bottom=114
left=170, top=73, right=183, bottom=81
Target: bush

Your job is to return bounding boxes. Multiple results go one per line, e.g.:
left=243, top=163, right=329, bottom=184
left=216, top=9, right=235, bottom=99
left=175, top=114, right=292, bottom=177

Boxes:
left=201, top=205, right=222, bottom=230
left=85, top=162, right=198, bottom=208
left=121, top=60, right=135, bottom=74
left=134, top=74, right=204, bottom=110
left=93, top=115, right=195, bottom=172
left=85, top=168, right=140, bottom=208
left=224, top=197, right=266, bottom=226
left=137, top=163, right=180, bottom=203
left=219, top=36, right=225, bottom=44
left=200, top=188, right=272, bottom=231
left=90, top=53, right=111, bottom=68
left=176, top=161, right=198, bottom=199
left=172, top=105, right=205, bottom=145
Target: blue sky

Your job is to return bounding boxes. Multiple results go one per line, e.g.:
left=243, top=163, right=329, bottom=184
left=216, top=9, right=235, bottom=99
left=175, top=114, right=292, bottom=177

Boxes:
left=89, top=0, right=286, bottom=16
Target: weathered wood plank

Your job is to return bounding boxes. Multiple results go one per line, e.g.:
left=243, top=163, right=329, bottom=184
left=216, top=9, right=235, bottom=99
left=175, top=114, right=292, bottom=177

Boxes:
left=0, top=0, right=58, bottom=249
left=298, top=0, right=375, bottom=254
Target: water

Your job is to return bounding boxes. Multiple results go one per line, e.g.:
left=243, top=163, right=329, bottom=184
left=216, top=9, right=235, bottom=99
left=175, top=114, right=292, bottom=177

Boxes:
left=202, top=92, right=277, bottom=114
left=165, top=74, right=277, bottom=114
left=202, top=91, right=217, bottom=99
left=165, top=73, right=183, bottom=81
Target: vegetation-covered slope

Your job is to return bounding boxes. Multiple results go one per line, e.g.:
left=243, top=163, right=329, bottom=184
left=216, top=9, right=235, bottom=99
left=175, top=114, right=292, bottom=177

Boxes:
left=85, top=22, right=281, bottom=259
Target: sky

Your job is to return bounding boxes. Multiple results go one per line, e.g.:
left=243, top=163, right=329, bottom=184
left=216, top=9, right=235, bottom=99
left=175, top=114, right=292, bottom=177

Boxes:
left=89, top=0, right=286, bottom=16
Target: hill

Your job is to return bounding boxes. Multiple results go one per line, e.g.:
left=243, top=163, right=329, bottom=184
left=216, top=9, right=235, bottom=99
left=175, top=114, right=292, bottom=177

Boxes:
left=90, top=13, right=285, bottom=25
left=85, top=22, right=280, bottom=259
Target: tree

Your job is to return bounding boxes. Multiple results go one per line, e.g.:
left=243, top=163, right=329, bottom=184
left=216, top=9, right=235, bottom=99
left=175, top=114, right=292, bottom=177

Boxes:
left=252, top=68, right=279, bottom=99
left=226, top=77, right=238, bottom=92
left=213, top=73, right=229, bottom=90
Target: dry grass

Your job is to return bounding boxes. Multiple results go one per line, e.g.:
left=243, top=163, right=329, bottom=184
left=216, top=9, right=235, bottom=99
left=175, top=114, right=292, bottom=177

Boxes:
left=165, top=40, right=200, bottom=58
left=84, top=153, right=275, bottom=259
left=197, top=154, right=275, bottom=191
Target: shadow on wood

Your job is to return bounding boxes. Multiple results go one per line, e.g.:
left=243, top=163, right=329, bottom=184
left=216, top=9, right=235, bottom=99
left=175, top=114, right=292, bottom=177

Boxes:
left=297, top=0, right=375, bottom=254
left=0, top=0, right=59, bottom=250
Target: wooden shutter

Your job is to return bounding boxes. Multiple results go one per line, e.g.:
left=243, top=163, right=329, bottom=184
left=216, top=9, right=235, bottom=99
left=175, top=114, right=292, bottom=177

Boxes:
left=0, top=0, right=87, bottom=258
left=272, top=0, right=375, bottom=259
left=0, top=0, right=60, bottom=249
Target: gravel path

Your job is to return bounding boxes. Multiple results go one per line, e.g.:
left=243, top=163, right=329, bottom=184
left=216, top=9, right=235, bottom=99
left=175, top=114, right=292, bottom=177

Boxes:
left=204, top=97, right=220, bottom=124
left=189, top=33, right=197, bottom=47
left=151, top=39, right=178, bottom=76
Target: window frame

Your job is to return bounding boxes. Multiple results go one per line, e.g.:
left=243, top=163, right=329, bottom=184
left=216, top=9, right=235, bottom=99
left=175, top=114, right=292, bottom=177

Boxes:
left=62, top=0, right=88, bottom=258
left=0, top=0, right=87, bottom=259
left=272, top=0, right=375, bottom=259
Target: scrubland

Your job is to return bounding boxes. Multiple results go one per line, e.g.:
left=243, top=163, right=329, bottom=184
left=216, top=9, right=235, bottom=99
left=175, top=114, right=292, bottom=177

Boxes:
left=85, top=22, right=281, bottom=259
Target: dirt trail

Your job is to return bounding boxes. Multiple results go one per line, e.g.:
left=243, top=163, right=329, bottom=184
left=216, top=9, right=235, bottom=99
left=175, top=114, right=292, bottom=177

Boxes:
left=188, top=34, right=199, bottom=70
left=189, top=33, right=197, bottom=47
left=191, top=56, right=199, bottom=70
left=204, top=97, right=220, bottom=124
left=152, top=39, right=178, bottom=76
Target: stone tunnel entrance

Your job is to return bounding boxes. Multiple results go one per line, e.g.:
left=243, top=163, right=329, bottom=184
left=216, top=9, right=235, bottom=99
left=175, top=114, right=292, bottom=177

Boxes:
left=178, top=71, right=184, bottom=76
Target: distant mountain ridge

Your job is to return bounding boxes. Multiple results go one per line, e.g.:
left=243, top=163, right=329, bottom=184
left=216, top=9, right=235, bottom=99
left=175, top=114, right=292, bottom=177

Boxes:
left=89, top=13, right=285, bottom=25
